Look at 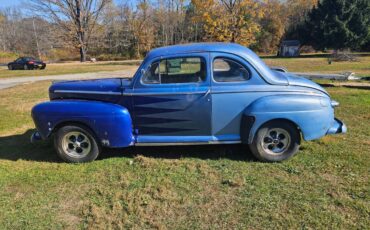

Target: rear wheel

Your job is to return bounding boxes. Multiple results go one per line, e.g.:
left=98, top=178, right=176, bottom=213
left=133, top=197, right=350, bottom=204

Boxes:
left=54, top=125, right=100, bottom=163
left=249, top=121, right=300, bottom=162
left=23, top=64, right=28, bottom=70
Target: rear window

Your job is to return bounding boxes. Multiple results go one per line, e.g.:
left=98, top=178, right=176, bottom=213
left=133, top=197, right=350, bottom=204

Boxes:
left=24, top=57, right=40, bottom=62
left=213, top=58, right=250, bottom=82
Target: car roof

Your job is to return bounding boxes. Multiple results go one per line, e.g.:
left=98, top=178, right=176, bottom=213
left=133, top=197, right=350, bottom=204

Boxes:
left=143, top=43, right=288, bottom=86
left=146, top=42, right=255, bottom=59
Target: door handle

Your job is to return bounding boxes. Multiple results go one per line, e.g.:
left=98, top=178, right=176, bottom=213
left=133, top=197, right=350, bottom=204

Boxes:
left=203, top=89, right=211, bottom=97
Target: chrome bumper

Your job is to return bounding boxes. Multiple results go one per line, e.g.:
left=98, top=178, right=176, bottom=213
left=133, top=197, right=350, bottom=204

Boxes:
left=30, top=131, right=42, bottom=143
left=327, top=118, right=347, bottom=135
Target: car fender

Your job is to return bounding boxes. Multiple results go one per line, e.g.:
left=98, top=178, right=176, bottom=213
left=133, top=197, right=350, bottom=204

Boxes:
left=242, top=94, right=334, bottom=143
left=31, top=100, right=134, bottom=148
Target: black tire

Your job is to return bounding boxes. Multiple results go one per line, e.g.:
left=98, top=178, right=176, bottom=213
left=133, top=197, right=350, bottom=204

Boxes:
left=249, top=121, right=300, bottom=162
left=8, top=65, right=12, bottom=70
left=54, top=125, right=100, bottom=163
left=24, top=64, right=28, bottom=70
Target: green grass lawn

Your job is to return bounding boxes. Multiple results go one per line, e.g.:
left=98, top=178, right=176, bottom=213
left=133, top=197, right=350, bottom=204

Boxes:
left=0, top=82, right=369, bottom=229
left=0, top=56, right=369, bottom=79
left=263, top=56, right=370, bottom=78
left=0, top=61, right=140, bottom=79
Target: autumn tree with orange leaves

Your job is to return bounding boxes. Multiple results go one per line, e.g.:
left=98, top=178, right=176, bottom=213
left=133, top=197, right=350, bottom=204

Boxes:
left=191, top=0, right=264, bottom=47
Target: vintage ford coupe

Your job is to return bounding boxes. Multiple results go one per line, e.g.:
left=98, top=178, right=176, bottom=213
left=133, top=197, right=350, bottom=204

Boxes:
left=31, top=43, right=346, bottom=163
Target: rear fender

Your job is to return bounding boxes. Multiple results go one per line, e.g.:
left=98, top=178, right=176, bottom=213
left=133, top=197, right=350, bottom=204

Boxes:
left=31, top=100, right=134, bottom=148
left=243, top=94, right=333, bottom=143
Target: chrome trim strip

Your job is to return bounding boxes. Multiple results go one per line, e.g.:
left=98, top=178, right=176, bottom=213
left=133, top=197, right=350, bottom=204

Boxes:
left=55, top=89, right=322, bottom=97
left=135, top=140, right=241, bottom=146
left=125, top=90, right=322, bottom=97
left=211, top=90, right=322, bottom=95
left=54, top=90, right=122, bottom=95
left=123, top=91, right=207, bottom=96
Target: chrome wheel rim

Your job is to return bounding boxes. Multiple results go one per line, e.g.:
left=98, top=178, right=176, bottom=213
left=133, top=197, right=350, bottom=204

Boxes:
left=61, top=131, right=91, bottom=158
left=261, top=128, right=291, bottom=155
left=24, top=64, right=28, bottom=70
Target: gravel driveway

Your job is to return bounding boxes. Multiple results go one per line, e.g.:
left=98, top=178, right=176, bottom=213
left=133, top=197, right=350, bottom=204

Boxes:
left=0, top=69, right=136, bottom=90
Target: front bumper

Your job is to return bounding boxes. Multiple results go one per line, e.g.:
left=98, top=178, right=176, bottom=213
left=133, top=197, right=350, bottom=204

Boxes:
left=327, top=118, right=347, bottom=135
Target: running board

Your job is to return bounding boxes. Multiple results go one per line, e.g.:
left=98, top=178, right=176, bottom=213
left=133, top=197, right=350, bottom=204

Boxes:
left=135, top=140, right=241, bottom=146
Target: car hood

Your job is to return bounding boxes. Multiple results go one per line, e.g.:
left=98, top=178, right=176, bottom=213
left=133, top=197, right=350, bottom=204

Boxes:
left=274, top=71, right=328, bottom=95
left=49, top=78, right=132, bottom=102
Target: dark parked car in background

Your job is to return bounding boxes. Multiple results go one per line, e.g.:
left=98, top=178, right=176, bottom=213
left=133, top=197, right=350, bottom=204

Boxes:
left=8, top=57, right=46, bottom=70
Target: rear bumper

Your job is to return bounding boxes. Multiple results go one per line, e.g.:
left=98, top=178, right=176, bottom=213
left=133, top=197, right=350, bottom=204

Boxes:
left=327, top=118, right=347, bottom=135
left=30, top=131, right=42, bottom=143
left=32, top=64, right=46, bottom=69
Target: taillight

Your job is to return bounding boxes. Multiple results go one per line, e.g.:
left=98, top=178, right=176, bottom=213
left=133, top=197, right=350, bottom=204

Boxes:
left=28, top=61, right=34, bottom=64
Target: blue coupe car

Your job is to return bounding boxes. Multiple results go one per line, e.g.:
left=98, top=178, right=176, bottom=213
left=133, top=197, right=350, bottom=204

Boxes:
left=31, top=43, right=346, bottom=163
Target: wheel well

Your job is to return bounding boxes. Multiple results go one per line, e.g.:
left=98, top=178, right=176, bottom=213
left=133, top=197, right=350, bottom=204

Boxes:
left=51, top=121, right=97, bottom=139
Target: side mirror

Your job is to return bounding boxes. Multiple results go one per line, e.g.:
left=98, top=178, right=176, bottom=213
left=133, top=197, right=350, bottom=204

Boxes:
left=141, top=68, right=146, bottom=76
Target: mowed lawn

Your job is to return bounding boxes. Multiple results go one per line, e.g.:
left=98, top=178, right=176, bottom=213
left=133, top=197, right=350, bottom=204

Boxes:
left=0, top=55, right=369, bottom=79
left=0, top=61, right=140, bottom=79
left=263, top=56, right=370, bottom=77
left=0, top=81, right=369, bottom=229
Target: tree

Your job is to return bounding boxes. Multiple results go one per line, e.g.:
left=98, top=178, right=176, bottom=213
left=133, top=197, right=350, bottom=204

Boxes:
left=286, top=0, right=318, bottom=29
left=0, top=12, right=5, bottom=51
left=254, top=0, right=286, bottom=53
left=191, top=0, right=264, bottom=47
left=123, top=0, right=155, bottom=58
left=30, top=0, right=110, bottom=62
left=302, top=0, right=370, bottom=50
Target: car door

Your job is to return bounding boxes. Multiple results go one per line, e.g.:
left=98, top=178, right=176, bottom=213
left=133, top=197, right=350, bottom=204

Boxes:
left=210, top=52, right=268, bottom=141
left=131, top=53, right=212, bottom=143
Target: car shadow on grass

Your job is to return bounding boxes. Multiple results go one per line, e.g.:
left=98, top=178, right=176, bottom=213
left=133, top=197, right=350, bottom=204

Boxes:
left=101, top=144, right=255, bottom=162
left=0, top=129, right=255, bottom=162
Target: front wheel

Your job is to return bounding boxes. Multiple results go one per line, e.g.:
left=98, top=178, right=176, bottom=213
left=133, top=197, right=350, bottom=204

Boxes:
left=8, top=65, right=13, bottom=70
left=54, top=125, right=100, bottom=163
left=249, top=121, right=300, bottom=162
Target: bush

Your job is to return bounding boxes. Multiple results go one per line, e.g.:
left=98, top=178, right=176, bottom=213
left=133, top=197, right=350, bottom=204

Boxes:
left=329, top=50, right=359, bottom=63
left=94, top=53, right=131, bottom=61
left=0, top=52, right=18, bottom=64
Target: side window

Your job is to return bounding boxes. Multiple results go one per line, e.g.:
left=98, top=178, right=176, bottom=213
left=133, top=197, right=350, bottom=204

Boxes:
left=142, top=57, right=206, bottom=84
left=142, top=62, right=160, bottom=84
left=213, top=58, right=250, bottom=82
left=15, top=58, right=22, bottom=63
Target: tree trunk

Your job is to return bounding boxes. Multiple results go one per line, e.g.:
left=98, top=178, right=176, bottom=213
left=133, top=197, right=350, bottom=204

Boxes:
left=80, top=46, right=87, bottom=62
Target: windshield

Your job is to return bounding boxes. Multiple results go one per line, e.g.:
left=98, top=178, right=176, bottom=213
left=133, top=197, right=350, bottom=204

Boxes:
left=243, top=50, right=288, bottom=85
left=24, top=57, right=41, bottom=62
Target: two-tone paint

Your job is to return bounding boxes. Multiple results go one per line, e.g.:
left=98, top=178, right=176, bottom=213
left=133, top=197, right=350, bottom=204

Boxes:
left=31, top=43, right=346, bottom=147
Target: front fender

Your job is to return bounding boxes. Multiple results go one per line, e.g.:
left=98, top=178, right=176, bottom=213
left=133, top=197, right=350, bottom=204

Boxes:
left=243, top=94, right=334, bottom=143
left=31, top=100, right=134, bottom=148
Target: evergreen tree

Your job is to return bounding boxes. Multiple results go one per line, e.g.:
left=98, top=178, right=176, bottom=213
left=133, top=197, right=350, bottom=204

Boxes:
left=302, top=0, right=370, bottom=50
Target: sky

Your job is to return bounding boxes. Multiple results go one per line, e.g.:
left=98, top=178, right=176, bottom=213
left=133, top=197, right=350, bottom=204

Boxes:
left=0, top=0, right=22, bottom=8
left=0, top=0, right=130, bottom=8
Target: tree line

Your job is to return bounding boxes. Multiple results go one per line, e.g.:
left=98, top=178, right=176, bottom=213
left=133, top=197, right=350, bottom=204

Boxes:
left=0, top=0, right=368, bottom=62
